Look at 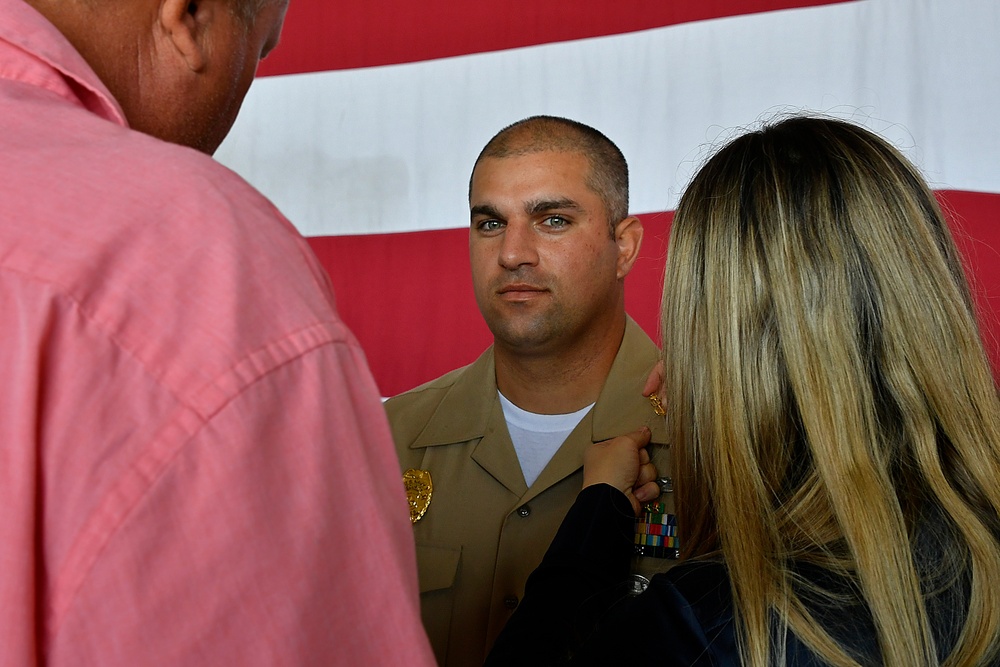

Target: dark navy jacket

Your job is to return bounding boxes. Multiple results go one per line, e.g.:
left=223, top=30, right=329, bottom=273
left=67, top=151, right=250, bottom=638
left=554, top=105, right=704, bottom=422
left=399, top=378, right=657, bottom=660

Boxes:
left=487, top=485, right=980, bottom=666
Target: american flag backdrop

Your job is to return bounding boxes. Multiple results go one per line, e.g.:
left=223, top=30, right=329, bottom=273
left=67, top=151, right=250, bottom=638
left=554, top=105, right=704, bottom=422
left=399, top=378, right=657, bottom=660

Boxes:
left=217, top=0, right=1000, bottom=397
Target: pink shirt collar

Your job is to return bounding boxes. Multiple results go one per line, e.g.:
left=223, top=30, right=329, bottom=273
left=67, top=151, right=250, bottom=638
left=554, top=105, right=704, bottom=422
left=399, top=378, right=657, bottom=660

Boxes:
left=0, top=0, right=126, bottom=125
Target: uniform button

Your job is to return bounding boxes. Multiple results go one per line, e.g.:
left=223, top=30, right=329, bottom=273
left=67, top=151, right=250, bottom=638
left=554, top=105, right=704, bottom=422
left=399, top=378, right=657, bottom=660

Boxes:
left=503, top=595, right=519, bottom=610
left=517, top=505, right=531, bottom=517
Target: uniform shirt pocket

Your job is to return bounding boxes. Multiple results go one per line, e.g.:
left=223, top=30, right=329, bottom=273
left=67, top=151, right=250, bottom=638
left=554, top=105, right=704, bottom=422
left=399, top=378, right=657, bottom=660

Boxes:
left=416, top=543, right=461, bottom=593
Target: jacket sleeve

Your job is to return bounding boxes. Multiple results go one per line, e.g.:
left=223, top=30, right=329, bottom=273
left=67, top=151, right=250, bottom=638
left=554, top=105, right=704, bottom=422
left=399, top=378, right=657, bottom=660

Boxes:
left=486, top=485, right=737, bottom=666
left=485, top=484, right=636, bottom=666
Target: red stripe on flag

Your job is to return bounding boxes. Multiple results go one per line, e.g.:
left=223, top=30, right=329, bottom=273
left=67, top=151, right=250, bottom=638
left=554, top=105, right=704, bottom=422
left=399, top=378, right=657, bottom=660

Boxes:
left=259, top=0, right=856, bottom=77
left=940, top=190, right=1000, bottom=374
left=309, top=191, right=999, bottom=397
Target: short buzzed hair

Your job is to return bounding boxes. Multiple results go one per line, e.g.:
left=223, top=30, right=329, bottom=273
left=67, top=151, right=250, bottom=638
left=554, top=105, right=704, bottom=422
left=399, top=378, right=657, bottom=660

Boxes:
left=471, top=116, right=630, bottom=231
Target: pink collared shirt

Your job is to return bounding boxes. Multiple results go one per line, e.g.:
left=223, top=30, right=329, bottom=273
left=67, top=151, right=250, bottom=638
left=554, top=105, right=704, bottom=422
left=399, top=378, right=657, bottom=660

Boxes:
left=0, top=1, right=435, bottom=664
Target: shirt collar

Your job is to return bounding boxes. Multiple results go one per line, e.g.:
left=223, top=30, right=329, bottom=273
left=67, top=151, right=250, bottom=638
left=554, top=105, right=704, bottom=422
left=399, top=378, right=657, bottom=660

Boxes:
left=0, top=0, right=126, bottom=125
left=411, top=346, right=499, bottom=447
left=410, top=317, right=667, bottom=447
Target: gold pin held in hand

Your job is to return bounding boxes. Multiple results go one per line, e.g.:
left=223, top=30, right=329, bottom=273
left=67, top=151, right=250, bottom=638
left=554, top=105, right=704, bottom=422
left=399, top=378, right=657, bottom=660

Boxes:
left=403, top=469, right=433, bottom=524
left=648, top=393, right=666, bottom=417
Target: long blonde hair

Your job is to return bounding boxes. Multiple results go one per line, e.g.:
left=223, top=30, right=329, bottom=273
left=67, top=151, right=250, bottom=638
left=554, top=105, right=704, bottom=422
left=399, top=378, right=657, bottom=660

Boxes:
left=661, top=116, right=1000, bottom=666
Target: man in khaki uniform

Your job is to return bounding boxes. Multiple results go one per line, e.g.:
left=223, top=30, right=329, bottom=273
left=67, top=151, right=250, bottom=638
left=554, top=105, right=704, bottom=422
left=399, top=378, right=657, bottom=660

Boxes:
left=386, top=116, right=677, bottom=667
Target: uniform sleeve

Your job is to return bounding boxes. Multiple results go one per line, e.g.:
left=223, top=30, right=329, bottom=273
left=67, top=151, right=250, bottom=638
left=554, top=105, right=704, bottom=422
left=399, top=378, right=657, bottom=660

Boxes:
left=47, top=340, right=436, bottom=666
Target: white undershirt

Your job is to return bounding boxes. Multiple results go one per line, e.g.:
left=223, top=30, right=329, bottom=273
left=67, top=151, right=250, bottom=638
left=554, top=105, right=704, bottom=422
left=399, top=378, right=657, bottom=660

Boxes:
left=498, top=391, right=594, bottom=488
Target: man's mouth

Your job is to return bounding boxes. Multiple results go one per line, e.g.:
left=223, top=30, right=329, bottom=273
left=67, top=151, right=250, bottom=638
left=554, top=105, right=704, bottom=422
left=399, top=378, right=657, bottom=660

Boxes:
left=497, top=283, right=547, bottom=299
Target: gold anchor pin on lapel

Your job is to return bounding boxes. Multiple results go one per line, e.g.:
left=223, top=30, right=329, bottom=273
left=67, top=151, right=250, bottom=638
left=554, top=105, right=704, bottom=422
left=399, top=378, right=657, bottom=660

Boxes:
left=403, top=469, right=433, bottom=524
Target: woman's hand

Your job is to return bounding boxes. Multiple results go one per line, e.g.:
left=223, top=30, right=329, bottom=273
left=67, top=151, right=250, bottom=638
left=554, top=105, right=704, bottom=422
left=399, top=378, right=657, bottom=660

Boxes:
left=583, top=427, right=660, bottom=515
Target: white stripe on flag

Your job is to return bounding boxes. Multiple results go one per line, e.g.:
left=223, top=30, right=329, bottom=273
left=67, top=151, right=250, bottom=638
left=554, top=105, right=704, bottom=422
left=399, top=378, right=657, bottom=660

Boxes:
left=217, top=0, right=1000, bottom=238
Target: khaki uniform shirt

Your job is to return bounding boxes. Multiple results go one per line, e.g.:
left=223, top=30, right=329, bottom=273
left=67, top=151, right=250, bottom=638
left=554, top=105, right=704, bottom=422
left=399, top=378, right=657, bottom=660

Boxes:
left=386, top=319, right=677, bottom=666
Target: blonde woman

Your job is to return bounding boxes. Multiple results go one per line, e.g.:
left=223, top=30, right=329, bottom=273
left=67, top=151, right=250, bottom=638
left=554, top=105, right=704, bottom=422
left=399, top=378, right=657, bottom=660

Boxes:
left=486, top=116, right=1000, bottom=666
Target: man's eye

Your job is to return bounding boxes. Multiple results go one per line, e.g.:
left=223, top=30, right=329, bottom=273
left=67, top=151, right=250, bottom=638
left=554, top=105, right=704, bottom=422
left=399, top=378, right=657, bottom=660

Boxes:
left=542, top=216, right=569, bottom=229
left=477, top=219, right=504, bottom=232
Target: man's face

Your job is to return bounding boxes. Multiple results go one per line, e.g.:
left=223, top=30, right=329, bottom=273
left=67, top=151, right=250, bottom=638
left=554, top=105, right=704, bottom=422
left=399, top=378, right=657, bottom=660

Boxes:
left=469, top=150, right=624, bottom=356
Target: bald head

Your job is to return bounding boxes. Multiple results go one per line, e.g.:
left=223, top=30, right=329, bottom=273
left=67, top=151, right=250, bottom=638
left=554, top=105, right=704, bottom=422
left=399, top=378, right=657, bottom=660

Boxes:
left=471, top=116, right=630, bottom=228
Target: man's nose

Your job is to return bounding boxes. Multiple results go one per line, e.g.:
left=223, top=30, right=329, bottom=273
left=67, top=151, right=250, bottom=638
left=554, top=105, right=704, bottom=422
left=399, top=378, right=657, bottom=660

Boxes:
left=498, top=222, right=538, bottom=270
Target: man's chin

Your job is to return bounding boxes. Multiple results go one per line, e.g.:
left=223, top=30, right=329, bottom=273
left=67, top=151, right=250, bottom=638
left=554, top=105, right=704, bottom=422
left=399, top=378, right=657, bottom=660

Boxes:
left=490, top=326, right=559, bottom=356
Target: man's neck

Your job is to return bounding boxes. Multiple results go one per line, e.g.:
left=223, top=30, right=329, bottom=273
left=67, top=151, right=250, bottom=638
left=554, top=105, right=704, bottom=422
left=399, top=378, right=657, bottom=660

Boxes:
left=494, top=317, right=626, bottom=415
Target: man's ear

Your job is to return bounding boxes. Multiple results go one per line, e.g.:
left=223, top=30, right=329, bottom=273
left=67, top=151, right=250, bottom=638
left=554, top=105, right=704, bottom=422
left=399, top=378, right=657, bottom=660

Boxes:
left=614, top=215, right=644, bottom=279
left=160, top=0, right=207, bottom=72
